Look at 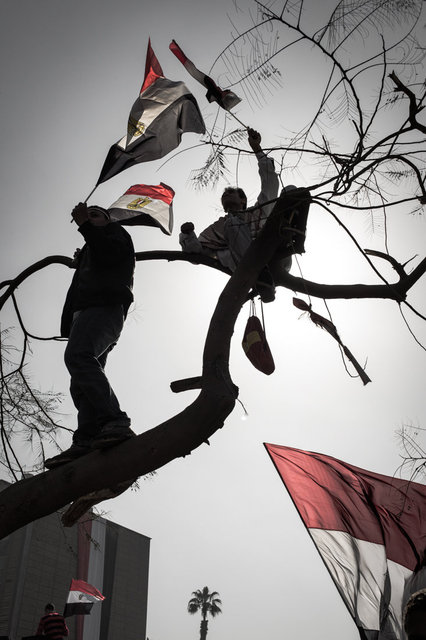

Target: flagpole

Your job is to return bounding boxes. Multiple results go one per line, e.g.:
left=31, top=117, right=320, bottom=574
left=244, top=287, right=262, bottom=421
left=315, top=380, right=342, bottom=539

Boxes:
left=70, top=185, right=98, bottom=223
left=227, top=110, right=248, bottom=129
left=84, top=185, right=98, bottom=203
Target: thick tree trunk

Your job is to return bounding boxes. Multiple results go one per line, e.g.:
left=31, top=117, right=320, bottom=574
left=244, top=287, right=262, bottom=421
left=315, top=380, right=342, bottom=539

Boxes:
left=200, top=619, right=208, bottom=640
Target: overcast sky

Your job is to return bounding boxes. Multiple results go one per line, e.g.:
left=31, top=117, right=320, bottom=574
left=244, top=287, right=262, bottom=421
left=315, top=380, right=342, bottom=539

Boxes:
left=1, top=1, right=425, bottom=639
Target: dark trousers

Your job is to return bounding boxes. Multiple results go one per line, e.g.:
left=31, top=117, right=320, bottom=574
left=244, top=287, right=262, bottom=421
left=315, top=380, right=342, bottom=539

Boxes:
left=64, top=305, right=130, bottom=444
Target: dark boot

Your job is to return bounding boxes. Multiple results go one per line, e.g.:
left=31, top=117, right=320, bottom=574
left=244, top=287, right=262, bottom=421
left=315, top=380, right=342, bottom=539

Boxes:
left=91, top=424, right=136, bottom=450
left=45, top=443, right=91, bottom=469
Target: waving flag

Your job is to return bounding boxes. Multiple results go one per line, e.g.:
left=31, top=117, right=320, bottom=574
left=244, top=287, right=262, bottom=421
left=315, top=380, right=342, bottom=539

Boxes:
left=169, top=40, right=241, bottom=111
left=96, top=40, right=205, bottom=185
left=108, top=183, right=174, bottom=235
left=265, top=443, right=426, bottom=640
left=64, top=579, right=105, bottom=617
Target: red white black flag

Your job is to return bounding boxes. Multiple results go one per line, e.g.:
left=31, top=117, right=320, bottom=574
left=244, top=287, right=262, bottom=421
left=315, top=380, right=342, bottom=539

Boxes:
left=96, top=40, right=205, bottom=185
left=169, top=40, right=241, bottom=111
left=108, top=183, right=175, bottom=235
left=265, top=443, right=426, bottom=640
left=63, top=579, right=105, bottom=617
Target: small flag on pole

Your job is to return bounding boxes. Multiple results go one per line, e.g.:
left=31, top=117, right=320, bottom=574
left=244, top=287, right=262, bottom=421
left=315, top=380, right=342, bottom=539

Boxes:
left=265, top=443, right=426, bottom=640
left=169, top=40, right=241, bottom=111
left=64, top=579, right=105, bottom=617
left=96, top=40, right=205, bottom=185
left=108, top=183, right=175, bottom=235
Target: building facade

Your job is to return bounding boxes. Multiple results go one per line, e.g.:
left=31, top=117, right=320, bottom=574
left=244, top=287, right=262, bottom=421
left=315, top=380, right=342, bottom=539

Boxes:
left=0, top=481, right=150, bottom=640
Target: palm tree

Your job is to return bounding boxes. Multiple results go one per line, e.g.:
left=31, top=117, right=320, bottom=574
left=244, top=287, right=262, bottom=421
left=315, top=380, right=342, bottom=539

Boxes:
left=187, top=586, right=222, bottom=640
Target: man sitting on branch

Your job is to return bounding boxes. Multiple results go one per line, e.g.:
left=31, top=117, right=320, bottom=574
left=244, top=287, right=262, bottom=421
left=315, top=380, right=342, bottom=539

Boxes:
left=179, top=128, right=308, bottom=302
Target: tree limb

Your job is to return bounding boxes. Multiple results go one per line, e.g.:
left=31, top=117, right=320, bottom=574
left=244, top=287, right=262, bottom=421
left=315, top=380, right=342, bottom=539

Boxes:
left=2, top=245, right=424, bottom=320
left=0, top=256, right=73, bottom=312
left=390, top=71, right=426, bottom=135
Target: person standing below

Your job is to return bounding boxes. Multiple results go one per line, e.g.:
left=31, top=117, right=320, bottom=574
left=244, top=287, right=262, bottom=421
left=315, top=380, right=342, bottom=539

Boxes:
left=45, top=203, right=135, bottom=470
left=179, top=127, right=291, bottom=302
left=36, top=603, right=69, bottom=639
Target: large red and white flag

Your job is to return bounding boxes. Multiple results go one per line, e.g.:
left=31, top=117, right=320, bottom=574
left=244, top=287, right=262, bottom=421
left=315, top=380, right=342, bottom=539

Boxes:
left=169, top=40, right=241, bottom=111
left=63, top=579, right=105, bottom=617
left=108, top=183, right=175, bottom=235
left=265, top=443, right=426, bottom=640
left=96, top=40, right=205, bottom=185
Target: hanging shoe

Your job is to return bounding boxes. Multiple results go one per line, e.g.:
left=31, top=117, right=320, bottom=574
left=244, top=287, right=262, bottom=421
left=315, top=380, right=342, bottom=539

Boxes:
left=278, top=187, right=311, bottom=255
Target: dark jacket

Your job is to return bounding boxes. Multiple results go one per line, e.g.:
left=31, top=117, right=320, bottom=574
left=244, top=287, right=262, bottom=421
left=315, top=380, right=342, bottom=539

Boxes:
left=61, top=221, right=135, bottom=337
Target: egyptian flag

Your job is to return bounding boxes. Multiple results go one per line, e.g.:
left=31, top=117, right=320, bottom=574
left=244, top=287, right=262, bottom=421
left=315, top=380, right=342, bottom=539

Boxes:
left=97, top=40, right=205, bottom=185
left=108, top=183, right=174, bottom=235
left=169, top=40, right=241, bottom=111
left=63, top=579, right=105, bottom=617
left=264, top=443, right=426, bottom=640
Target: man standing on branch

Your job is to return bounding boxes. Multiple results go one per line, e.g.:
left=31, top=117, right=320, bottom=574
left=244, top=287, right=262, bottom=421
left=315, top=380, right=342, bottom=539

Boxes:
left=45, top=203, right=135, bottom=469
left=36, top=602, right=69, bottom=639
left=179, top=128, right=292, bottom=302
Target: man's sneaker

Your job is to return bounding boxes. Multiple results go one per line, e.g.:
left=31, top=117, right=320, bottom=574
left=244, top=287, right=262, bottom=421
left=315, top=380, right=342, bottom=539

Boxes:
left=91, top=425, right=136, bottom=450
left=45, top=443, right=91, bottom=469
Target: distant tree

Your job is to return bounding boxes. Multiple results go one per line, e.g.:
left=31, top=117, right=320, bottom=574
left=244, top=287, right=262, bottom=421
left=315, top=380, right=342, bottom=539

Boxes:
left=0, top=327, right=68, bottom=480
left=187, top=586, right=222, bottom=640
left=0, top=0, right=426, bottom=536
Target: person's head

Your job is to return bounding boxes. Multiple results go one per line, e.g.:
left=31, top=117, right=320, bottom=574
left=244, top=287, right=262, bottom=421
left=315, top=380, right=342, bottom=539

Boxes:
left=404, top=589, right=426, bottom=640
left=221, top=187, right=247, bottom=213
left=87, top=206, right=110, bottom=227
left=45, top=603, right=55, bottom=613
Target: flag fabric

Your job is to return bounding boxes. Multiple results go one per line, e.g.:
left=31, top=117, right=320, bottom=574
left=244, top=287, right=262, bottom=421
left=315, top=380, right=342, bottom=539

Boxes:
left=169, top=40, right=241, bottom=111
left=96, top=40, right=205, bottom=185
left=292, top=297, right=371, bottom=386
left=64, top=579, right=105, bottom=617
left=264, top=443, right=426, bottom=640
left=108, top=183, right=175, bottom=235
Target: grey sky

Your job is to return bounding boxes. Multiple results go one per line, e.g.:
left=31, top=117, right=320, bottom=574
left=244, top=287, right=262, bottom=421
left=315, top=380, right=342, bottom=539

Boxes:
left=1, top=1, right=425, bottom=639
